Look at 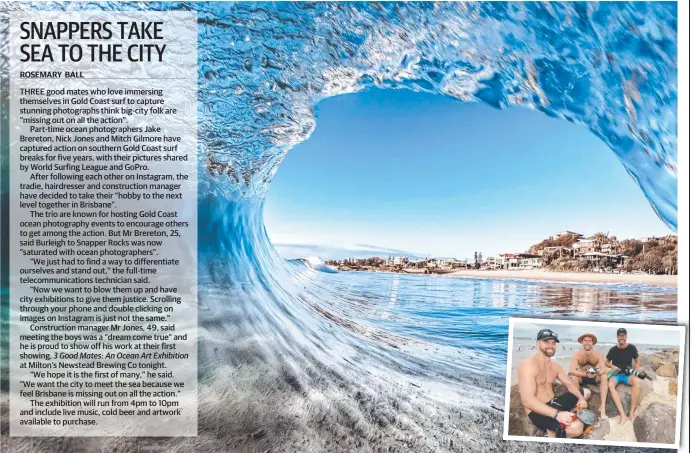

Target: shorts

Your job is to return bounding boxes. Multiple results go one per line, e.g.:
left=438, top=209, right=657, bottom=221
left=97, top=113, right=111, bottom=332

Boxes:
left=610, top=373, right=631, bottom=385
left=581, top=376, right=599, bottom=386
left=527, top=393, right=578, bottom=434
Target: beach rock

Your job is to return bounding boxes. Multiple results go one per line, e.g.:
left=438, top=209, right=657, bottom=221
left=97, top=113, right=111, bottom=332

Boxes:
left=639, top=354, right=661, bottom=371
left=554, top=379, right=653, bottom=418
left=640, top=365, right=657, bottom=381
left=667, top=350, right=679, bottom=363
left=508, top=385, right=542, bottom=437
left=609, top=379, right=653, bottom=417
left=668, top=378, right=678, bottom=395
left=585, top=419, right=611, bottom=440
left=633, top=402, right=676, bottom=444
left=656, top=362, right=676, bottom=378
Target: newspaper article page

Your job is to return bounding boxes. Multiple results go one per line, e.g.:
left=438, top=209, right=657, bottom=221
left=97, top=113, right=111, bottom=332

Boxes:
left=0, top=2, right=688, bottom=453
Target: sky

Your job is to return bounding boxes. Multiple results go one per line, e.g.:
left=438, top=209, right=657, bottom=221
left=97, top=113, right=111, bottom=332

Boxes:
left=264, top=88, right=672, bottom=260
left=514, top=322, right=683, bottom=348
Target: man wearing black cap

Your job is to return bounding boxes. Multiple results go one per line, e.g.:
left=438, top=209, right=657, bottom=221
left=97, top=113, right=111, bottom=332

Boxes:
left=606, top=327, right=641, bottom=424
left=518, top=328, right=589, bottom=438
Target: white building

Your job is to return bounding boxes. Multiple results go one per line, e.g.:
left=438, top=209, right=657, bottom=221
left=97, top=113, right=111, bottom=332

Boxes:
left=484, top=256, right=502, bottom=270
left=519, top=256, right=541, bottom=269
left=601, top=243, right=615, bottom=254
left=385, top=256, right=408, bottom=266
left=431, top=258, right=465, bottom=268
left=557, top=230, right=582, bottom=237
left=573, top=238, right=599, bottom=255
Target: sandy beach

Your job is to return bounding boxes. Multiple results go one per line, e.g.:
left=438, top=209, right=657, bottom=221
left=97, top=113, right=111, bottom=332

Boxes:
left=450, top=269, right=676, bottom=287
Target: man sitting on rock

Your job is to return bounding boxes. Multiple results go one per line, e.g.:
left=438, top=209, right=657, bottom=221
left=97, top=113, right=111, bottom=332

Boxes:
left=518, top=329, right=589, bottom=438
left=606, top=327, right=641, bottom=424
left=569, top=332, right=609, bottom=420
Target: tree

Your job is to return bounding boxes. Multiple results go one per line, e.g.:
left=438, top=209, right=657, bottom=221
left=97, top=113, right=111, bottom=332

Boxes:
left=528, top=233, right=580, bottom=255
left=663, top=251, right=678, bottom=275
left=641, top=250, right=665, bottom=274
left=473, top=252, right=478, bottom=264
left=619, top=239, right=643, bottom=257
left=592, top=232, right=610, bottom=244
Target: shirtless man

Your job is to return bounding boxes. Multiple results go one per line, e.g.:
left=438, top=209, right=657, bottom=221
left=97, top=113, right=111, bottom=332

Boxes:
left=569, top=333, right=609, bottom=420
left=518, top=328, right=589, bottom=438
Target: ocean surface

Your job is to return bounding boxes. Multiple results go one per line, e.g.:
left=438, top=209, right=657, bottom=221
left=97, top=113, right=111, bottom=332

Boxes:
left=295, top=268, right=677, bottom=378
left=1, top=2, right=678, bottom=453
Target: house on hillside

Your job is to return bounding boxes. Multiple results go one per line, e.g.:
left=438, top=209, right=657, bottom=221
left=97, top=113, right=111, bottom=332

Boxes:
left=573, top=238, right=600, bottom=256
left=600, top=243, right=616, bottom=254
left=557, top=230, right=583, bottom=238
left=582, top=252, right=625, bottom=268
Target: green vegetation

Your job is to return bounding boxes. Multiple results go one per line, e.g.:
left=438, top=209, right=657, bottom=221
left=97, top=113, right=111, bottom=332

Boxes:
left=529, top=233, right=677, bottom=275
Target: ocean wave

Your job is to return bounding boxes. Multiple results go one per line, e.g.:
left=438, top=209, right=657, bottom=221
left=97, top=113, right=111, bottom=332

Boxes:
left=0, top=2, right=677, bottom=452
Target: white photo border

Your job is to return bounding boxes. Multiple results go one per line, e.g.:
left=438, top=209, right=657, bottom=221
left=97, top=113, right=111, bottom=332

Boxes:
left=503, top=317, right=686, bottom=449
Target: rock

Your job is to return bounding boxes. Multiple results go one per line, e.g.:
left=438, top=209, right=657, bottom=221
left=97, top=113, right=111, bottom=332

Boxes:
left=637, top=365, right=657, bottom=381
left=555, top=378, right=653, bottom=418
left=639, top=354, right=661, bottom=371
left=668, top=378, right=678, bottom=395
left=633, top=402, right=676, bottom=444
left=508, top=385, right=541, bottom=437
left=585, top=419, right=611, bottom=440
left=608, top=378, right=653, bottom=417
left=668, top=350, right=679, bottom=363
left=656, top=362, right=677, bottom=378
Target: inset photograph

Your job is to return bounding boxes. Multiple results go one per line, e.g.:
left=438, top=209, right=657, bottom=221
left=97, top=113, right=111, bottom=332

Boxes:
left=504, top=318, right=684, bottom=448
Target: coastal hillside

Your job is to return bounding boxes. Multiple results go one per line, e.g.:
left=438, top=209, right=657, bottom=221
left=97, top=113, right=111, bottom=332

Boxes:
left=325, top=231, right=677, bottom=276
left=530, top=232, right=677, bottom=275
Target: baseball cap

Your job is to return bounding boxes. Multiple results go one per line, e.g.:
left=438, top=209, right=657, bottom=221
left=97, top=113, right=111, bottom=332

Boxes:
left=537, top=328, right=560, bottom=342
left=617, top=328, right=627, bottom=335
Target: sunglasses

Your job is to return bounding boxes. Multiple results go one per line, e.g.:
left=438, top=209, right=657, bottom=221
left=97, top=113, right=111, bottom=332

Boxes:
left=537, top=329, right=558, bottom=340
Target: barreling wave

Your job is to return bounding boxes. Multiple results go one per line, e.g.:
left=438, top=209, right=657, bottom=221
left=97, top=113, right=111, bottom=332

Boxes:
left=0, top=2, right=677, bottom=453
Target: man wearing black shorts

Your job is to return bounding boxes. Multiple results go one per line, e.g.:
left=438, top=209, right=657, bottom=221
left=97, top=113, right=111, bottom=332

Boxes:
left=569, top=332, right=609, bottom=420
left=518, top=329, right=589, bottom=438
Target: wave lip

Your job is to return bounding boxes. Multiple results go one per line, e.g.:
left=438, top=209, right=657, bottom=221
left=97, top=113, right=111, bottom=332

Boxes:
left=197, top=1, right=677, bottom=231
left=289, top=256, right=339, bottom=273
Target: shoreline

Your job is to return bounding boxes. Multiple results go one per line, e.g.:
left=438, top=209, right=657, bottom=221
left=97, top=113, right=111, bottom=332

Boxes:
left=449, top=269, right=676, bottom=287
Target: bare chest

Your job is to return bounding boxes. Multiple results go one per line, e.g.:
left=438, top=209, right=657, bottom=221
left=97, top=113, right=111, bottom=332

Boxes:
left=577, top=353, right=600, bottom=368
left=535, top=363, right=555, bottom=388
